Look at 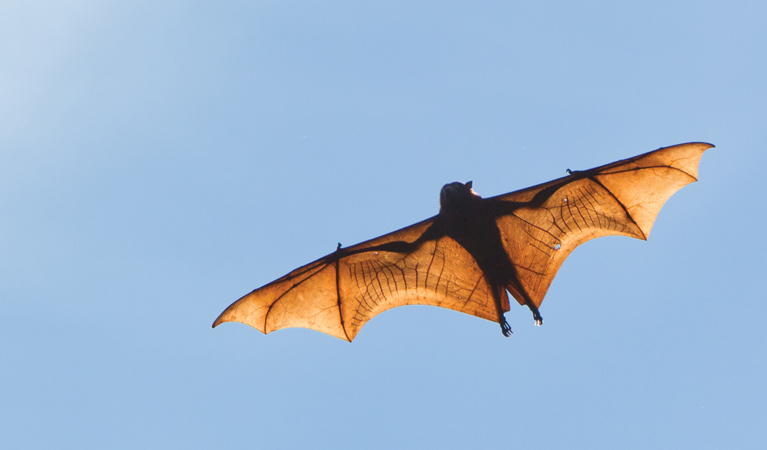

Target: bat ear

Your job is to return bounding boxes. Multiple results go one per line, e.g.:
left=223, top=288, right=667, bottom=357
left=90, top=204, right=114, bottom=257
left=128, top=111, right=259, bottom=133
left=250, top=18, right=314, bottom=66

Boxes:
left=465, top=181, right=473, bottom=188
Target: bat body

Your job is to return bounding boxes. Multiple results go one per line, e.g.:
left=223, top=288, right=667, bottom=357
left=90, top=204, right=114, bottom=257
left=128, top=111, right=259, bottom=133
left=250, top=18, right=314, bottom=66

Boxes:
left=214, top=142, right=713, bottom=341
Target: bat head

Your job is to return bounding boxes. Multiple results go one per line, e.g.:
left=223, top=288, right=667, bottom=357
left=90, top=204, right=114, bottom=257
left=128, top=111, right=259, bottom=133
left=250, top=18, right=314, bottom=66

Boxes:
left=439, top=181, right=481, bottom=214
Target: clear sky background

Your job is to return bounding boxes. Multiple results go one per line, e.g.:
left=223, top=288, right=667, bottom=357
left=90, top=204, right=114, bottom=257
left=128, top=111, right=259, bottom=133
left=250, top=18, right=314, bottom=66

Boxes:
left=2, top=1, right=765, bottom=449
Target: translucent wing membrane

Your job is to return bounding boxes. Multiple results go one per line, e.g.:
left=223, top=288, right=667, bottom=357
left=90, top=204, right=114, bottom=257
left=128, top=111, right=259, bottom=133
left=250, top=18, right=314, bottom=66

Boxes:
left=214, top=142, right=712, bottom=340
left=492, top=142, right=712, bottom=309
left=338, top=235, right=497, bottom=340
left=214, top=219, right=498, bottom=341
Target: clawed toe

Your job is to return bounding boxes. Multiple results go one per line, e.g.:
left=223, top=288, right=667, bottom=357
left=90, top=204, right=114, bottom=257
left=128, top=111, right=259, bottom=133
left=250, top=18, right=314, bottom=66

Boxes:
left=500, top=321, right=513, bottom=337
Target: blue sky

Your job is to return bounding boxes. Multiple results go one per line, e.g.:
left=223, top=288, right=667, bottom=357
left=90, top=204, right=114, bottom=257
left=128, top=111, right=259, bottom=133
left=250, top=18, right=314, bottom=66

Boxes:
left=2, top=1, right=765, bottom=448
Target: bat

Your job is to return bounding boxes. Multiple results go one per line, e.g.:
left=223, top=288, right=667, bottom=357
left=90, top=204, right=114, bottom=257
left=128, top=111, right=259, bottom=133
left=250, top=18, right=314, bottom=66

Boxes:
left=213, top=142, right=713, bottom=341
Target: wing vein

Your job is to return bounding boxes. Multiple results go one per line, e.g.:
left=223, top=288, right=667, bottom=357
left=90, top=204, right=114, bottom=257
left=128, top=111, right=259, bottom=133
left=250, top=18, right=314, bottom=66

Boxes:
left=588, top=176, right=645, bottom=239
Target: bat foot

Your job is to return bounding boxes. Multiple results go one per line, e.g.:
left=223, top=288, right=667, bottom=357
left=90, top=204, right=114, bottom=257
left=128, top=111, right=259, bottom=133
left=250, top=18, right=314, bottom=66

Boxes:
left=500, top=319, right=513, bottom=337
left=529, top=306, right=543, bottom=326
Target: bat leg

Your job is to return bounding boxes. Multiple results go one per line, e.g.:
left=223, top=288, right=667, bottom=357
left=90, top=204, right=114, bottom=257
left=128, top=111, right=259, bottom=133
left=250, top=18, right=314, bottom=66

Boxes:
left=528, top=304, right=543, bottom=326
left=491, top=284, right=512, bottom=337
left=499, top=316, right=513, bottom=337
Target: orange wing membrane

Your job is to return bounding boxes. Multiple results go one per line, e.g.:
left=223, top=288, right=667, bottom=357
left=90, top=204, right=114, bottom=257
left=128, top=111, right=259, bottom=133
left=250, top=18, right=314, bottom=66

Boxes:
left=214, top=142, right=712, bottom=340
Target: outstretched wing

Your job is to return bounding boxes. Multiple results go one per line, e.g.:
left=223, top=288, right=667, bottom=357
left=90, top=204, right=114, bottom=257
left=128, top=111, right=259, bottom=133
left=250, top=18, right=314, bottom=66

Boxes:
left=490, top=142, right=713, bottom=310
left=214, top=142, right=712, bottom=340
left=213, top=217, right=501, bottom=341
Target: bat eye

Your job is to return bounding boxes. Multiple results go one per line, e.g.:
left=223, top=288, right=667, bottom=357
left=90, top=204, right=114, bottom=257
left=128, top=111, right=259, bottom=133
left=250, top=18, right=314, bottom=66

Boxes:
left=554, top=244, right=561, bottom=250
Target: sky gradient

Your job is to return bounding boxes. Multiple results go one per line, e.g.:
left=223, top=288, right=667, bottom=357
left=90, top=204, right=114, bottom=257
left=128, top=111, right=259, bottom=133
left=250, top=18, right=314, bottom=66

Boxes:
left=2, top=1, right=765, bottom=449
